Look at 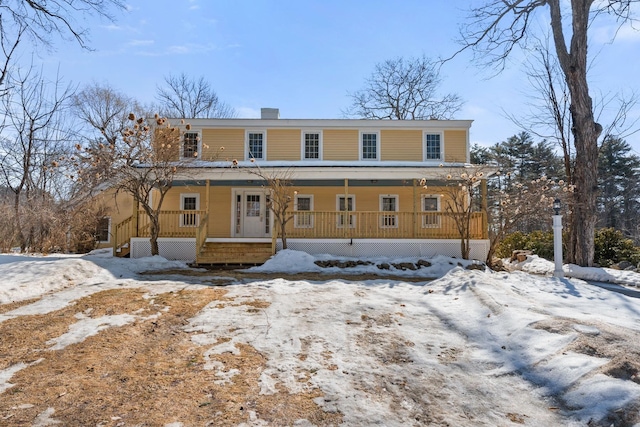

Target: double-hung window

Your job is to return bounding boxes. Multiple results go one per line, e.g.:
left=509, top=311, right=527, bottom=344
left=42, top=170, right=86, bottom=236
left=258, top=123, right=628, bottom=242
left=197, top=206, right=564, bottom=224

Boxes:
left=425, top=133, right=442, bottom=161
left=183, top=132, right=199, bottom=159
left=302, top=131, right=321, bottom=160
left=380, top=195, right=398, bottom=228
left=96, top=217, right=111, bottom=243
left=180, top=194, right=200, bottom=227
left=247, top=131, right=265, bottom=160
left=422, top=195, right=441, bottom=228
left=337, top=195, right=355, bottom=228
left=294, top=195, right=313, bottom=228
left=360, top=132, right=379, bottom=160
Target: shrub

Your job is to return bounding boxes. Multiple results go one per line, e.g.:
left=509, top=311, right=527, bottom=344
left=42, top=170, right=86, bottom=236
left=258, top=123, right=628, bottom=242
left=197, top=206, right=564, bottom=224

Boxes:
left=594, top=228, right=640, bottom=268
left=496, top=228, right=640, bottom=267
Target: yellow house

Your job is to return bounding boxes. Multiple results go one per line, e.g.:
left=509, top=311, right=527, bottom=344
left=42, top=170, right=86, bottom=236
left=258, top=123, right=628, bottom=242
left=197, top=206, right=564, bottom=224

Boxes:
left=98, top=108, right=493, bottom=264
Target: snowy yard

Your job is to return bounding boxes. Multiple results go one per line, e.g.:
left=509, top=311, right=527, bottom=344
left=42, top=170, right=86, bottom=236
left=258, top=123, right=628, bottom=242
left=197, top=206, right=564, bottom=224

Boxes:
left=1, top=250, right=640, bottom=426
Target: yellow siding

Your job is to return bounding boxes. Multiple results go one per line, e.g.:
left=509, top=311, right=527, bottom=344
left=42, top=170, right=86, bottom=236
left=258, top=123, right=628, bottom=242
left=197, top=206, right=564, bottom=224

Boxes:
left=444, top=130, right=468, bottom=163
left=323, top=129, right=359, bottom=160
left=201, top=128, right=244, bottom=162
left=267, top=129, right=301, bottom=160
left=381, top=130, right=422, bottom=161
left=209, top=187, right=232, bottom=237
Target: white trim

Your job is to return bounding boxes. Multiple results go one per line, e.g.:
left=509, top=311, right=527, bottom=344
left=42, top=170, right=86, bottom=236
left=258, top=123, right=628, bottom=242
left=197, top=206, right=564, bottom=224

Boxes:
left=336, top=194, right=356, bottom=228
left=294, top=194, right=314, bottom=228
left=379, top=194, right=399, bottom=228
left=421, top=194, right=442, bottom=228
left=230, top=188, right=272, bottom=238
left=423, top=131, right=444, bottom=162
left=97, top=216, right=111, bottom=243
left=245, top=130, right=267, bottom=160
left=181, top=130, right=202, bottom=160
left=180, top=193, right=200, bottom=227
left=171, top=118, right=474, bottom=130
left=301, top=130, right=323, bottom=161
left=359, top=130, right=380, bottom=161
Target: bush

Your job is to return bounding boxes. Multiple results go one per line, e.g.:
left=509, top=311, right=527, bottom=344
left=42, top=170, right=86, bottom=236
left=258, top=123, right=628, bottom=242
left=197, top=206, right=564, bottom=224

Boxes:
left=495, top=230, right=555, bottom=260
left=496, top=228, right=640, bottom=267
left=594, top=228, right=640, bottom=268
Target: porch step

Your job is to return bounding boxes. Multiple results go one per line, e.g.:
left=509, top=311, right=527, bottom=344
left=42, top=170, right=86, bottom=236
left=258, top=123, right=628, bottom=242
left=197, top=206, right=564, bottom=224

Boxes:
left=115, top=245, right=130, bottom=258
left=196, top=242, right=273, bottom=265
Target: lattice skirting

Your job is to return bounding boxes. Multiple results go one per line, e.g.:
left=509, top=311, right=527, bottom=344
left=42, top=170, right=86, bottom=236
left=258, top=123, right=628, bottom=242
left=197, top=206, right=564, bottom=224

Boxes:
left=130, top=238, right=196, bottom=261
left=278, top=239, right=490, bottom=260
left=129, top=238, right=490, bottom=261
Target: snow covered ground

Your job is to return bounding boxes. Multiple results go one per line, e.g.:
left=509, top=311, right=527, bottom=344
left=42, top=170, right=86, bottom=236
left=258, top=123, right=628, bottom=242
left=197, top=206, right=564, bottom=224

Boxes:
left=1, top=249, right=640, bottom=426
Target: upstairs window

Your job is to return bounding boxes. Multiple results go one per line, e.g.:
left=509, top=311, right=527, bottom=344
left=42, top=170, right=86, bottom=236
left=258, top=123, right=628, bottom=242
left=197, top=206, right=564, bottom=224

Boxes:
left=425, top=133, right=442, bottom=161
left=247, top=132, right=265, bottom=160
left=303, top=132, right=321, bottom=160
left=361, top=132, right=379, bottom=160
left=183, top=132, right=199, bottom=159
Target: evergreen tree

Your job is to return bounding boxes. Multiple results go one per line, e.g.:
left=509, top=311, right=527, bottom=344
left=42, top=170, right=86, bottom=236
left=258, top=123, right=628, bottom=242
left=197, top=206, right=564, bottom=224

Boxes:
left=598, top=136, right=640, bottom=242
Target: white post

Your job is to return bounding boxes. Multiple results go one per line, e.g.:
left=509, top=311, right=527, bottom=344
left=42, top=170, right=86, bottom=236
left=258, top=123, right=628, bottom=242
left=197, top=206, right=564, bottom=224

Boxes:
left=553, top=214, right=564, bottom=278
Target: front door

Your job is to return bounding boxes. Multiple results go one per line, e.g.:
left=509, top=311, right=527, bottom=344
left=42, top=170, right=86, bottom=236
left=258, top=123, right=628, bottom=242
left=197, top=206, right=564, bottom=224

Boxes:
left=236, top=190, right=269, bottom=237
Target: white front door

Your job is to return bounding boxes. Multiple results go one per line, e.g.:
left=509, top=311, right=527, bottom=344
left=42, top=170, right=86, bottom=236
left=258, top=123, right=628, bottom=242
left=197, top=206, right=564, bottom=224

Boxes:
left=238, top=190, right=269, bottom=237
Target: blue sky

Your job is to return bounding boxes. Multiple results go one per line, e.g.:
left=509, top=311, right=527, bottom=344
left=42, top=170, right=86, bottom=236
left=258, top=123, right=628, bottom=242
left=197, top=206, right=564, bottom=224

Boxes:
left=36, top=0, right=640, bottom=153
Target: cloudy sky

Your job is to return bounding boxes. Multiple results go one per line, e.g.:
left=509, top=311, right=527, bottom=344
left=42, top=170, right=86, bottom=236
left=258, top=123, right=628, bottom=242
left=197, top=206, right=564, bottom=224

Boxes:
left=37, top=0, right=640, bottom=152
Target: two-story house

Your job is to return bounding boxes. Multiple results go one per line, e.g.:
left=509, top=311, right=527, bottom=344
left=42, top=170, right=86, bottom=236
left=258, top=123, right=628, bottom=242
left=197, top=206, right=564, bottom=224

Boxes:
left=99, top=108, right=492, bottom=264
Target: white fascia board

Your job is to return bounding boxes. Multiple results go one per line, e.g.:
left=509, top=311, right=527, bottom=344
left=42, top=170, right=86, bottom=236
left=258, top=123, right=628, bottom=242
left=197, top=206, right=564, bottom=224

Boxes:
left=173, top=165, right=491, bottom=181
left=173, top=118, right=473, bottom=131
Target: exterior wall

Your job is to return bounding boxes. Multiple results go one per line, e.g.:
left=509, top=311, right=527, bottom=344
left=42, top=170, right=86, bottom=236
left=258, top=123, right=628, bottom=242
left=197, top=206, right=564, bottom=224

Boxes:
left=323, top=129, right=359, bottom=160
left=444, top=130, right=468, bottom=163
left=267, top=129, right=301, bottom=160
left=201, top=128, right=244, bottom=161
left=94, top=188, right=135, bottom=249
left=381, top=130, right=422, bottom=161
left=209, top=186, right=232, bottom=238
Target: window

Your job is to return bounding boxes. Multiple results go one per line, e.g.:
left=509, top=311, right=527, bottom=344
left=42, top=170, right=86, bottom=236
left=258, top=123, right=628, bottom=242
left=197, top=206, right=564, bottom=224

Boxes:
left=337, top=195, right=356, bottom=228
left=422, top=195, right=441, bottom=228
left=180, top=194, right=200, bottom=227
left=295, top=195, right=314, bottom=228
left=360, top=132, right=379, bottom=160
left=380, top=195, right=398, bottom=228
left=247, top=131, right=265, bottom=160
left=183, top=132, right=199, bottom=159
left=425, top=133, right=442, bottom=161
left=302, top=131, right=321, bottom=160
left=96, top=217, right=111, bottom=243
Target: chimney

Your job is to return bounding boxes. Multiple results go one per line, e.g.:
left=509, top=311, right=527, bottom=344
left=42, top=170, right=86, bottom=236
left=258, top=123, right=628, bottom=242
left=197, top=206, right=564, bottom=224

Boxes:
left=261, top=108, right=280, bottom=119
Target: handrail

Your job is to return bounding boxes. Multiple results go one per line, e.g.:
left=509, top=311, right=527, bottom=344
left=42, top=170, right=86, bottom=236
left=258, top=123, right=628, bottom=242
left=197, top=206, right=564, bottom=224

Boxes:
left=196, top=212, right=209, bottom=256
left=113, top=215, right=133, bottom=255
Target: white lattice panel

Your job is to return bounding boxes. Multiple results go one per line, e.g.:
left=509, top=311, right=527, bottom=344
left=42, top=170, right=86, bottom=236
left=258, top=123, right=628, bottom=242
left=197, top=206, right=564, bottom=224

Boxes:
left=130, top=238, right=196, bottom=261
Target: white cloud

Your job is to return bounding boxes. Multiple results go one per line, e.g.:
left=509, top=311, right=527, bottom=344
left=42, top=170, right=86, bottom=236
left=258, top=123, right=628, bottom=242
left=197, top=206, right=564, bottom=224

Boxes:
left=128, top=39, right=154, bottom=47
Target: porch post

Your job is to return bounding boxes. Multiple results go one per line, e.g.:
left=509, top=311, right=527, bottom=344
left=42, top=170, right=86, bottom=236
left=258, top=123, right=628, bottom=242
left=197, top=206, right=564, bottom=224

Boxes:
left=344, top=178, right=349, bottom=239
left=481, top=179, right=488, bottom=239
left=131, top=197, right=138, bottom=237
left=205, top=179, right=210, bottom=215
left=412, top=179, right=417, bottom=238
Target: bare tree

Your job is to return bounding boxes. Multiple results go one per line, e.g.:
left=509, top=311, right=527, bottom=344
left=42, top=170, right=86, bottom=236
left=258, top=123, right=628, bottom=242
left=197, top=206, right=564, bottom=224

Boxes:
left=0, top=0, right=125, bottom=95
left=344, top=56, right=463, bottom=120
left=155, top=73, right=236, bottom=119
left=456, top=1, right=639, bottom=266
left=0, top=66, right=75, bottom=252
left=234, top=160, right=295, bottom=250
left=72, top=83, right=141, bottom=192
left=79, top=114, right=189, bottom=256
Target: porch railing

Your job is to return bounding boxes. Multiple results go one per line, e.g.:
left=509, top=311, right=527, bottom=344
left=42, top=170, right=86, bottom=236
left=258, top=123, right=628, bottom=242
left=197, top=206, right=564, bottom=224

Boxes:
left=285, top=211, right=486, bottom=240
left=136, top=210, right=206, bottom=238
left=113, top=215, right=133, bottom=254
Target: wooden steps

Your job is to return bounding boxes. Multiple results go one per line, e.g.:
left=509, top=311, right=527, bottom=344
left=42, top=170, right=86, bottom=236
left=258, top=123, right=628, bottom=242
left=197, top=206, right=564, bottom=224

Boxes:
left=196, top=242, right=273, bottom=265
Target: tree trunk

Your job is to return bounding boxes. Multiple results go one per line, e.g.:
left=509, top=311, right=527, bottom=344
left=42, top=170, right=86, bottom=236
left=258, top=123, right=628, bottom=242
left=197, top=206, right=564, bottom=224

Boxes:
left=149, top=216, right=160, bottom=256
left=549, top=0, right=600, bottom=266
